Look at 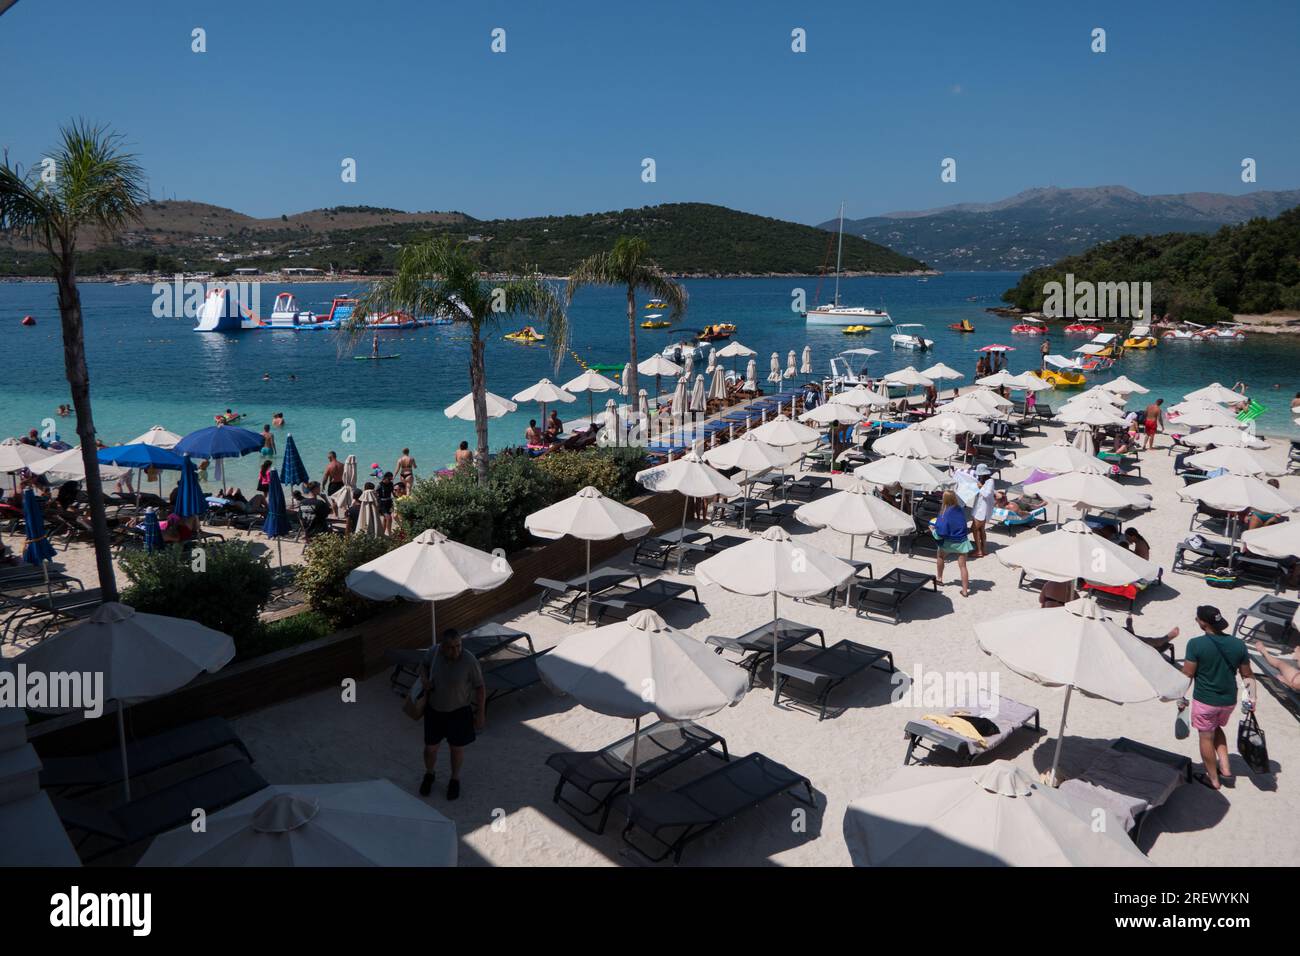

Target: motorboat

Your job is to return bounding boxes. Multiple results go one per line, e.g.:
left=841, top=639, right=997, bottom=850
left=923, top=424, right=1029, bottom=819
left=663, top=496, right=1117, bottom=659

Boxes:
left=890, top=323, right=933, bottom=351
left=803, top=203, right=894, bottom=327
left=662, top=341, right=704, bottom=362
left=1122, top=325, right=1158, bottom=349
left=828, top=347, right=880, bottom=387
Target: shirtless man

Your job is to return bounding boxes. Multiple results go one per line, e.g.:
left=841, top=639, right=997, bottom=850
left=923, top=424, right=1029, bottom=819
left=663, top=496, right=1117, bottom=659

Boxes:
left=323, top=451, right=345, bottom=495
left=1142, top=397, right=1164, bottom=451
left=396, top=447, right=417, bottom=487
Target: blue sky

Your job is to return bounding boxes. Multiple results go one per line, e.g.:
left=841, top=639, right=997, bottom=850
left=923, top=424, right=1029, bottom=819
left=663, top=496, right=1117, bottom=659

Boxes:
left=3, top=0, right=1298, bottom=223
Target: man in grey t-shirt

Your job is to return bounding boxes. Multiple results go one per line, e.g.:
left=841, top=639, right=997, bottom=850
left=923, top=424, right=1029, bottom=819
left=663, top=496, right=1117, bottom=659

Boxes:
left=418, top=629, right=485, bottom=801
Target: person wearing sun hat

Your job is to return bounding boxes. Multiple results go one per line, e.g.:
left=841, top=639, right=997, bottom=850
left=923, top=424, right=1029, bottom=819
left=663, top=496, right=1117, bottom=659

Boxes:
left=1178, top=605, right=1257, bottom=789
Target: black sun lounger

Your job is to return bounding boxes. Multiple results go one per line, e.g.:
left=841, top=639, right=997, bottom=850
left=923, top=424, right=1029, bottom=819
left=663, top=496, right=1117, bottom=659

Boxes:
left=773, top=640, right=894, bottom=720
left=54, top=760, right=269, bottom=862
left=706, top=619, right=826, bottom=687
left=590, top=580, right=700, bottom=622
left=545, top=720, right=729, bottom=834
left=904, top=695, right=1041, bottom=765
left=39, top=717, right=253, bottom=795
left=535, top=569, right=643, bottom=623
left=615, top=751, right=815, bottom=864
left=384, top=624, right=535, bottom=695
left=854, top=568, right=937, bottom=624
left=1057, top=737, right=1192, bottom=841
left=484, top=647, right=553, bottom=702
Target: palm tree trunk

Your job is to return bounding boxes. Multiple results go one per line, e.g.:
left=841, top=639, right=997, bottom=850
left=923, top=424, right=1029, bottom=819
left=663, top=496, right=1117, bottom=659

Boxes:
left=55, top=256, right=119, bottom=602
left=469, top=326, right=490, bottom=486
left=626, top=285, right=639, bottom=401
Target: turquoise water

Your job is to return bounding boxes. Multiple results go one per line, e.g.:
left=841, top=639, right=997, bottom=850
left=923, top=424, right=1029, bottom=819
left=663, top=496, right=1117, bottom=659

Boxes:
left=3, top=274, right=1296, bottom=489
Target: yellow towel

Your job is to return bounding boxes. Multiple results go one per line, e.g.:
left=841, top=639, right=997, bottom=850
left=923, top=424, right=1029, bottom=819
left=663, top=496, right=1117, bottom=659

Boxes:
left=921, top=713, right=988, bottom=748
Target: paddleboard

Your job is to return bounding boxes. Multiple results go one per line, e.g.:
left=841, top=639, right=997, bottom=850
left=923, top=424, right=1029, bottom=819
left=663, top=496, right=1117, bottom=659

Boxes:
left=355, top=354, right=402, bottom=361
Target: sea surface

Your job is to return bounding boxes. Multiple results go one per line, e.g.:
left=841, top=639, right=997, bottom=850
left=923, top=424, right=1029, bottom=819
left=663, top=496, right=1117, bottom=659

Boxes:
left=2, top=274, right=1297, bottom=489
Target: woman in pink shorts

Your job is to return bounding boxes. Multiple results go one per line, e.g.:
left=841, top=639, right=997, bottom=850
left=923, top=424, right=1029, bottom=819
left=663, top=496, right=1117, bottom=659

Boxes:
left=1179, top=605, right=1257, bottom=789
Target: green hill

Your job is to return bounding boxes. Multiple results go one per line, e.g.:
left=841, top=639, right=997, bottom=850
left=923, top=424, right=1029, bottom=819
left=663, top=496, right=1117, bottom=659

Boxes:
left=1001, top=207, right=1300, bottom=323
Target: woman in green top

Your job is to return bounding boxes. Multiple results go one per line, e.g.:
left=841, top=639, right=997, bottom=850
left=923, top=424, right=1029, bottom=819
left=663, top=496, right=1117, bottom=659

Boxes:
left=1178, top=605, right=1257, bottom=790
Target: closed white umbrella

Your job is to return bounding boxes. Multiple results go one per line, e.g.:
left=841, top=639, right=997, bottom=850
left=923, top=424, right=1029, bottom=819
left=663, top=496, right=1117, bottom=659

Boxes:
left=854, top=455, right=952, bottom=492
left=800, top=345, right=813, bottom=374
left=884, top=366, right=933, bottom=388
left=138, top=780, right=457, bottom=867
left=0, top=438, right=54, bottom=473
left=794, top=479, right=914, bottom=558
left=689, top=374, right=707, bottom=414
left=670, top=376, right=689, bottom=421
left=1178, top=473, right=1299, bottom=515
left=708, top=366, right=727, bottom=402
left=1015, top=439, right=1109, bottom=476
left=443, top=390, right=518, bottom=421
left=621, top=362, right=631, bottom=397
left=707, top=348, right=717, bottom=371
left=844, top=760, right=1152, bottom=867
left=767, top=352, right=782, bottom=384
left=354, top=488, right=381, bottom=536
left=1186, top=445, right=1279, bottom=476
left=744, top=358, right=758, bottom=391
left=15, top=603, right=235, bottom=800
left=915, top=411, right=991, bottom=437
left=347, top=528, right=513, bottom=641
left=129, top=425, right=183, bottom=448
left=27, top=445, right=127, bottom=482
left=1184, top=382, right=1242, bottom=404
left=996, top=519, right=1157, bottom=585
left=1099, top=375, right=1149, bottom=395
left=1029, top=471, right=1148, bottom=515
left=785, top=350, right=797, bottom=379
left=872, top=427, right=961, bottom=460
left=525, top=487, right=652, bottom=622
left=1181, top=425, right=1268, bottom=449
left=976, top=595, right=1189, bottom=785
left=1241, top=521, right=1300, bottom=559
left=696, top=526, right=854, bottom=703
left=1071, top=428, right=1096, bottom=454
left=683, top=353, right=694, bottom=382
left=342, top=454, right=357, bottom=490
left=563, top=369, right=621, bottom=425
left=1168, top=405, right=1241, bottom=429
left=538, top=610, right=748, bottom=793
left=601, top=398, right=620, bottom=446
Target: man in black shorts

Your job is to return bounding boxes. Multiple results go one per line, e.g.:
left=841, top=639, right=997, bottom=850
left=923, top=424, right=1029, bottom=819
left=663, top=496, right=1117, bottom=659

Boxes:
left=418, top=629, right=485, bottom=800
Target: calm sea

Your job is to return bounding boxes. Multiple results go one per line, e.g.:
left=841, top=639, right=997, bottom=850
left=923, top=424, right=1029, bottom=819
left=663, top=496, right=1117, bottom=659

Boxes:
left=3, top=273, right=1296, bottom=489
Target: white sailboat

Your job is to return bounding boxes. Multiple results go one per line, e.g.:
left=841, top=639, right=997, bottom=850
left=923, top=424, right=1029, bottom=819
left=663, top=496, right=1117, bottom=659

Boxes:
left=804, top=203, right=893, bottom=327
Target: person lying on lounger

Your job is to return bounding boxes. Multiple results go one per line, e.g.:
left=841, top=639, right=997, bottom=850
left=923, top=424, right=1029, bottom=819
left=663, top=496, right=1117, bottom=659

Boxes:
left=1249, top=642, right=1300, bottom=690
left=993, top=490, right=1039, bottom=516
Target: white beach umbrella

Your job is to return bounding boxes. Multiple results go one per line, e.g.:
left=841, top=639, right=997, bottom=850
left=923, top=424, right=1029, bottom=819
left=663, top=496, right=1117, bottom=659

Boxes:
left=129, top=425, right=183, bottom=448
left=996, top=519, right=1157, bottom=585
left=976, top=370, right=1017, bottom=388
left=696, top=526, right=853, bottom=702
left=537, top=610, right=748, bottom=792
left=703, top=432, right=791, bottom=473
left=1070, top=386, right=1126, bottom=406
left=1099, top=375, right=1149, bottom=395
left=937, top=393, right=1007, bottom=419
left=784, top=350, right=798, bottom=380
left=834, top=385, right=890, bottom=410
left=27, top=446, right=127, bottom=482
left=354, top=488, right=381, bottom=537
left=1184, top=382, right=1243, bottom=405
left=637, top=451, right=741, bottom=568
left=1186, top=445, right=1279, bottom=476
left=794, top=480, right=914, bottom=559
left=1055, top=403, right=1126, bottom=427
left=744, top=358, right=757, bottom=390
left=1178, top=473, right=1300, bottom=515
left=800, top=345, right=813, bottom=374
left=750, top=414, right=820, bottom=448
left=689, top=374, right=707, bottom=414
left=15, top=603, right=235, bottom=800
left=1029, top=471, right=1148, bottom=514
left=1015, top=440, right=1109, bottom=476
left=799, top=402, right=860, bottom=426
left=1071, top=429, right=1096, bottom=454
left=844, top=760, right=1152, bottom=867
left=1241, top=521, right=1300, bottom=559
left=1170, top=405, right=1243, bottom=430
left=872, top=427, right=961, bottom=460
left=443, top=390, right=516, bottom=421
left=976, top=595, right=1189, bottom=785
left=347, top=528, right=513, bottom=640
left=884, top=366, right=933, bottom=388
left=854, top=455, right=952, bottom=492
left=0, top=438, right=54, bottom=473
left=915, top=411, right=991, bottom=437
left=1005, top=372, right=1053, bottom=393
left=513, top=378, right=577, bottom=427
left=563, top=369, right=621, bottom=424
left=1168, top=399, right=1226, bottom=418
left=525, top=487, right=652, bottom=622
left=708, top=366, right=727, bottom=402
left=1181, top=425, right=1268, bottom=449
left=716, top=340, right=756, bottom=360
left=921, top=362, right=964, bottom=383
left=767, top=352, right=782, bottom=384
left=639, top=354, right=683, bottom=403
left=138, top=780, right=457, bottom=867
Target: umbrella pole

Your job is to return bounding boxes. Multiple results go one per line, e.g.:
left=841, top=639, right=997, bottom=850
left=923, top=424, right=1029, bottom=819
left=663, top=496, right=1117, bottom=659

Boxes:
left=676, top=497, right=689, bottom=573
left=585, top=539, right=592, bottom=624
left=430, top=600, right=437, bottom=647
left=772, top=591, right=781, bottom=705
left=1048, top=684, right=1073, bottom=788
left=628, top=715, right=642, bottom=795
left=117, top=702, right=132, bottom=802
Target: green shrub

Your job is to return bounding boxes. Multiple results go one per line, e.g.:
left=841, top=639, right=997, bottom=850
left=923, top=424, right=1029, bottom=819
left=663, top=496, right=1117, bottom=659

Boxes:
left=536, top=446, right=647, bottom=500
left=239, top=611, right=334, bottom=661
left=296, top=532, right=396, bottom=627
left=120, top=541, right=274, bottom=648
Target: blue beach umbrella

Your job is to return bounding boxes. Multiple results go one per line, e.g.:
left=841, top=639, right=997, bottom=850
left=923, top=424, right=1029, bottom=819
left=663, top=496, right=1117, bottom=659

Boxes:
left=141, top=508, right=162, bottom=553
left=173, top=425, right=265, bottom=460
left=175, top=456, right=206, bottom=519
left=96, top=444, right=185, bottom=470
left=22, top=487, right=57, bottom=602
left=262, top=469, right=289, bottom=575
left=280, top=434, right=307, bottom=487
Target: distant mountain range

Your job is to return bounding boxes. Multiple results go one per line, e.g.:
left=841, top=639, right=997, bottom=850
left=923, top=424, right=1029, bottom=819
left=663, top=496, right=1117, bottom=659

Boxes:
left=1, top=201, right=927, bottom=278
left=821, top=186, right=1300, bottom=271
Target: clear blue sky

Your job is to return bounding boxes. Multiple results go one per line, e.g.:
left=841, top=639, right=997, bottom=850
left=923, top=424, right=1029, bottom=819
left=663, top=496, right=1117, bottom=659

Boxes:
left=3, top=0, right=1298, bottom=223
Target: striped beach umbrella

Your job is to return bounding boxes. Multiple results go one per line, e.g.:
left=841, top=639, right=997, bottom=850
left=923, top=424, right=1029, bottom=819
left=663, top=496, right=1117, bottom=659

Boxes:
left=280, top=434, right=307, bottom=487
left=175, top=456, right=206, bottom=518
left=141, top=509, right=163, bottom=553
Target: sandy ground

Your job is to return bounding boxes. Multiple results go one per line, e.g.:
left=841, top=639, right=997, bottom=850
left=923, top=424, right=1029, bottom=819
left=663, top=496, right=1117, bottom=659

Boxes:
left=214, top=410, right=1300, bottom=867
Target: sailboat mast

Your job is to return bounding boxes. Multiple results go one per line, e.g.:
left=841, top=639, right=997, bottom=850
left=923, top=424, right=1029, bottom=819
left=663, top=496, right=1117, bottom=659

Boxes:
left=833, top=202, right=845, bottom=307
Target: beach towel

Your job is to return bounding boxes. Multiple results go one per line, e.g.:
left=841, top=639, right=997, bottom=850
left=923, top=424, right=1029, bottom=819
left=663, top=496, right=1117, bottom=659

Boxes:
left=919, top=713, right=998, bottom=748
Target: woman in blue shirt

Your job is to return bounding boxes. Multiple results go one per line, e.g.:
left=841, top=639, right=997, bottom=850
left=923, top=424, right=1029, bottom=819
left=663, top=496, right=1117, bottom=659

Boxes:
left=933, top=490, right=972, bottom=597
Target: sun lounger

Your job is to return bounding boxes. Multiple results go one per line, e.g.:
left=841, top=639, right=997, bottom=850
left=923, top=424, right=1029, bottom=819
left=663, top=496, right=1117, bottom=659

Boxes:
left=39, top=717, right=253, bottom=795
left=903, top=695, right=1041, bottom=765
left=1232, top=595, right=1299, bottom=648
left=634, top=530, right=746, bottom=571
left=2, top=588, right=104, bottom=643
left=0, top=564, right=81, bottom=596
left=385, top=624, right=535, bottom=694
left=747, top=501, right=799, bottom=528
left=772, top=640, right=894, bottom=720
left=706, top=618, right=825, bottom=687
left=484, top=648, right=553, bottom=702
left=990, top=505, right=1047, bottom=531
left=590, top=580, right=701, bottom=622
left=535, top=568, right=643, bottom=622
left=615, top=751, right=815, bottom=863
left=53, top=759, right=269, bottom=861
left=1057, top=737, right=1191, bottom=840
left=545, top=719, right=730, bottom=833
left=854, top=568, right=937, bottom=624
left=1244, top=645, right=1300, bottom=722
left=1172, top=538, right=1287, bottom=593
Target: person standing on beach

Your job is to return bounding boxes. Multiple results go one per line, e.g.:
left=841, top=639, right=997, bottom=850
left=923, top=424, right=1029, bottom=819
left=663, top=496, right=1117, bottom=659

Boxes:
left=932, top=490, right=972, bottom=597
left=1179, top=605, right=1256, bottom=789
left=1142, top=397, right=1164, bottom=451
left=418, top=628, right=485, bottom=801
left=396, top=448, right=416, bottom=487
left=376, top=471, right=395, bottom=535
left=323, top=451, right=345, bottom=495
left=1039, top=338, right=1050, bottom=368
left=969, top=466, right=994, bottom=558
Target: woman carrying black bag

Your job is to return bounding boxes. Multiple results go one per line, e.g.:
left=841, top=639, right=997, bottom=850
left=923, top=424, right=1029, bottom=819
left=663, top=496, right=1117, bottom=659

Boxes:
left=1178, top=605, right=1259, bottom=789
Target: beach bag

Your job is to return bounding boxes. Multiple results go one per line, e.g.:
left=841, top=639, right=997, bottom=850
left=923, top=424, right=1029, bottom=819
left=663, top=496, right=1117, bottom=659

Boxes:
left=1237, top=712, right=1269, bottom=774
left=1174, top=704, right=1191, bottom=740
left=402, top=678, right=427, bottom=720
left=1205, top=567, right=1237, bottom=589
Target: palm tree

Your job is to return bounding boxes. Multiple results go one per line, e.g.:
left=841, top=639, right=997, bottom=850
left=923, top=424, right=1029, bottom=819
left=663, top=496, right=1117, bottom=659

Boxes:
left=566, top=236, right=688, bottom=401
left=0, top=122, right=147, bottom=602
left=350, top=237, right=567, bottom=484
